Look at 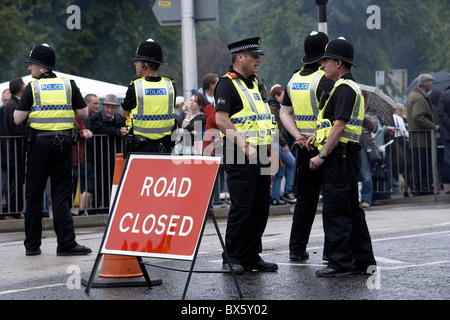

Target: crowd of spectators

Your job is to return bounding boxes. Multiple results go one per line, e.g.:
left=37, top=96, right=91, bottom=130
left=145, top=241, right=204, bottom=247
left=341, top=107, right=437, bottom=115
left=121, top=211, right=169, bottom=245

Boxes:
left=1, top=72, right=449, bottom=219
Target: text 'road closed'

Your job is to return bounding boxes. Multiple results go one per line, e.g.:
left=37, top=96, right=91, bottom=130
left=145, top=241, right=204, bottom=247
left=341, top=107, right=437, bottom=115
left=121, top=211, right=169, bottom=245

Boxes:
left=119, top=212, right=193, bottom=236
left=140, top=177, right=191, bottom=198
left=102, top=154, right=221, bottom=259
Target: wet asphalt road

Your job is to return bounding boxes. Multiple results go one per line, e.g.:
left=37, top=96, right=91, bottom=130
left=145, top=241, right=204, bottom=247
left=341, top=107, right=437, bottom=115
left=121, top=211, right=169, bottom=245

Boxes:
left=0, top=201, right=449, bottom=315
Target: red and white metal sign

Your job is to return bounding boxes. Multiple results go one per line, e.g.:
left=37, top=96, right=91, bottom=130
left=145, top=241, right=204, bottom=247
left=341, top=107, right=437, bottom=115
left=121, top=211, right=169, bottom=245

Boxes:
left=101, top=154, right=221, bottom=260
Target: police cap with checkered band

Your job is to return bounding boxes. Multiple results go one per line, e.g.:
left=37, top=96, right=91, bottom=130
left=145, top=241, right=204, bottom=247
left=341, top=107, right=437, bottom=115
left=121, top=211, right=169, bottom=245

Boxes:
left=227, top=37, right=265, bottom=56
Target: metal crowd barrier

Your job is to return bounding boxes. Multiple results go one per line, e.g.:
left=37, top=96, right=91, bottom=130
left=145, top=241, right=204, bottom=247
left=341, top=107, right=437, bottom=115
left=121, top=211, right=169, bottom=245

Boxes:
left=373, top=129, right=441, bottom=197
left=0, top=134, right=125, bottom=217
left=1, top=129, right=445, bottom=217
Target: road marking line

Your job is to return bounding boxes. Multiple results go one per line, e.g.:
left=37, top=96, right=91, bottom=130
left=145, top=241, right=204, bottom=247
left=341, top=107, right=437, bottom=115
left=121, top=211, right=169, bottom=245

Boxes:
left=379, top=260, right=450, bottom=270
left=0, top=283, right=65, bottom=295
left=277, top=263, right=325, bottom=267
left=374, top=256, right=406, bottom=264
left=372, top=230, right=450, bottom=242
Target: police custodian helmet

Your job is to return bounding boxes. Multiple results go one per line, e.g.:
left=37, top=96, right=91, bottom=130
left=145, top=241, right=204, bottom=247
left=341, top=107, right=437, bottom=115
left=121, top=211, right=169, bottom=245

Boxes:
left=134, top=38, right=167, bottom=65
left=302, top=31, right=329, bottom=64
left=321, top=37, right=357, bottom=67
left=25, top=43, right=57, bottom=71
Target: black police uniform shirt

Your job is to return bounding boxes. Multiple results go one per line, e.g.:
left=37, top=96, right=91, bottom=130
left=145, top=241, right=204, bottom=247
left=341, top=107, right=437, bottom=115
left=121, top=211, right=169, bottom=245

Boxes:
left=281, top=63, right=334, bottom=107
left=322, top=73, right=357, bottom=124
left=214, top=67, right=258, bottom=117
left=121, top=76, right=177, bottom=112
left=16, top=72, right=86, bottom=115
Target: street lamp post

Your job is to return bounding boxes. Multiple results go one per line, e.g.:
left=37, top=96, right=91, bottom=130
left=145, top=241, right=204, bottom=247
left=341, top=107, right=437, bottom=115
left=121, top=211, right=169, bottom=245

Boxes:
left=181, top=0, right=198, bottom=101
left=314, top=0, right=328, bottom=35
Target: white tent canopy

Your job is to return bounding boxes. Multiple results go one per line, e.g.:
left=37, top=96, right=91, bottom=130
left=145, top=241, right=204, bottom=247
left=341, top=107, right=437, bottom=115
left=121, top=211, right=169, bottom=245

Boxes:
left=0, top=71, right=128, bottom=100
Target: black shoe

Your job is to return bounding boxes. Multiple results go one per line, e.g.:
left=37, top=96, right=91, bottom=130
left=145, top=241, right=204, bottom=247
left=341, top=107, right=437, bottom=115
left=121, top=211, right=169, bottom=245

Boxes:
left=315, top=267, right=354, bottom=277
left=270, top=199, right=286, bottom=206
left=222, top=262, right=244, bottom=275
left=76, top=210, right=87, bottom=216
left=57, top=244, right=92, bottom=256
left=26, top=248, right=42, bottom=256
left=290, top=251, right=309, bottom=261
left=242, top=259, right=278, bottom=272
left=282, top=192, right=297, bottom=203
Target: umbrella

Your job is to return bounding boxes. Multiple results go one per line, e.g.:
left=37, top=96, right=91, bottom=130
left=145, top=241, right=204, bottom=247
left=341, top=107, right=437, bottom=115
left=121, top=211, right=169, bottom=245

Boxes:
left=405, top=71, right=450, bottom=96
left=358, top=83, right=397, bottom=121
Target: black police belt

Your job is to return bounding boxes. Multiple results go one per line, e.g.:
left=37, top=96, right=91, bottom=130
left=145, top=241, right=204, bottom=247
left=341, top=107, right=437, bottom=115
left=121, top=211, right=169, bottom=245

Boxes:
left=331, top=141, right=360, bottom=155
left=35, top=129, right=72, bottom=137
left=134, top=134, right=171, bottom=144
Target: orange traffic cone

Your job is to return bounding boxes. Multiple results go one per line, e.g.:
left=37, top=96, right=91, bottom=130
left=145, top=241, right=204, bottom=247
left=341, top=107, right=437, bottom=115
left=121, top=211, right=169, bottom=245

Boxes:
left=98, top=255, right=143, bottom=278
left=98, top=153, right=143, bottom=278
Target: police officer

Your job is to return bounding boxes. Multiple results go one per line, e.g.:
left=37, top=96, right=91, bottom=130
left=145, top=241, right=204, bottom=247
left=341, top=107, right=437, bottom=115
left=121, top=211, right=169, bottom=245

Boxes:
left=280, top=31, right=334, bottom=261
left=121, top=38, right=176, bottom=153
left=215, top=37, right=278, bottom=274
left=305, top=37, right=376, bottom=276
left=14, top=43, right=91, bottom=256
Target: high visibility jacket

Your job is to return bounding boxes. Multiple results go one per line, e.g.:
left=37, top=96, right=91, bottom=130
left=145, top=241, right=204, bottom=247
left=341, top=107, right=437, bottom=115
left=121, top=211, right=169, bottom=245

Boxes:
left=29, top=77, right=75, bottom=131
left=287, top=68, right=325, bottom=133
left=313, top=78, right=364, bottom=152
left=130, top=77, right=176, bottom=140
left=225, top=72, right=274, bottom=146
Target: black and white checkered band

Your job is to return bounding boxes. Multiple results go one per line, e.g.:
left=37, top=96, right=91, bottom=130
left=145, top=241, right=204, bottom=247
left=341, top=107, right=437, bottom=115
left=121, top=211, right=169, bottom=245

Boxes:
left=230, top=44, right=259, bottom=54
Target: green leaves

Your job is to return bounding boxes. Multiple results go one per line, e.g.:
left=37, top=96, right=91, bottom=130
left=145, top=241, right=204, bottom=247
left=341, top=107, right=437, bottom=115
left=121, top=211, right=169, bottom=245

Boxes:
left=0, top=0, right=448, bottom=97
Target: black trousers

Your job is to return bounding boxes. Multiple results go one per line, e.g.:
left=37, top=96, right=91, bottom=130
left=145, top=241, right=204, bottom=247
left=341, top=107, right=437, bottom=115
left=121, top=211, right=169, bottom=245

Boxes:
left=289, top=147, right=324, bottom=254
left=322, top=144, right=376, bottom=271
left=24, top=135, right=77, bottom=252
left=223, top=161, right=271, bottom=265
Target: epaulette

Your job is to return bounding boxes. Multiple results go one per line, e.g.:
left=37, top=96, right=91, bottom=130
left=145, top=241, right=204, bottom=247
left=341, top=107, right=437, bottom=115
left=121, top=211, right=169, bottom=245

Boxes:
left=226, top=72, right=239, bottom=79
left=161, top=75, right=175, bottom=82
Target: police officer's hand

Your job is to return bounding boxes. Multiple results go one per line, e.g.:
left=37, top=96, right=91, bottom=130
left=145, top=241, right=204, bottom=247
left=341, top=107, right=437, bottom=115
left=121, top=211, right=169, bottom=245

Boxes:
left=295, top=133, right=310, bottom=148
left=306, top=137, right=315, bottom=150
left=305, top=133, right=315, bottom=150
left=297, top=133, right=315, bottom=150
left=120, top=127, right=128, bottom=137
left=309, top=155, right=325, bottom=170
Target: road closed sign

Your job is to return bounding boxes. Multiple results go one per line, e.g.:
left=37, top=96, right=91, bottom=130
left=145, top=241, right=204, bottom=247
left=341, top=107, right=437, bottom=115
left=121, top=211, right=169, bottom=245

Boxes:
left=101, top=154, right=221, bottom=260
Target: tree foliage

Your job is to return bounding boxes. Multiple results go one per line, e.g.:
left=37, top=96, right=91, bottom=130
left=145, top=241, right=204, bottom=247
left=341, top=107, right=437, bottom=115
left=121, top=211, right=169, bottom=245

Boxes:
left=0, top=0, right=448, bottom=97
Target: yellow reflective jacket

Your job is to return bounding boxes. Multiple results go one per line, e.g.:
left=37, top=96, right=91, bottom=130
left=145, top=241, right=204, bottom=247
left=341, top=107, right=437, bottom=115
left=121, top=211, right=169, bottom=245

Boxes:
left=225, top=72, right=274, bottom=146
left=287, top=68, right=325, bottom=133
left=314, top=78, right=364, bottom=152
left=130, top=77, right=176, bottom=140
left=29, top=77, right=74, bottom=131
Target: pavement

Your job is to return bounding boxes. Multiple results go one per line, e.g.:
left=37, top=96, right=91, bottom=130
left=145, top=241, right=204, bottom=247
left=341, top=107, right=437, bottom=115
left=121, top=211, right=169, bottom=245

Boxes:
left=1, top=192, right=449, bottom=233
left=0, top=192, right=449, bottom=307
